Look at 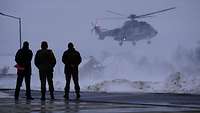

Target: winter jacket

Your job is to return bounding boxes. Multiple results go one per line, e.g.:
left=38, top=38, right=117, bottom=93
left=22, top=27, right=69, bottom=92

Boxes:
left=62, top=48, right=82, bottom=73
left=35, top=49, right=56, bottom=72
left=15, top=48, right=33, bottom=75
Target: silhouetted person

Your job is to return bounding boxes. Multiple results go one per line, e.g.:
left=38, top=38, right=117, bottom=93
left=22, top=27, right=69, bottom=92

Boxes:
left=34, top=41, right=56, bottom=100
left=62, top=42, right=82, bottom=99
left=15, top=41, right=33, bottom=100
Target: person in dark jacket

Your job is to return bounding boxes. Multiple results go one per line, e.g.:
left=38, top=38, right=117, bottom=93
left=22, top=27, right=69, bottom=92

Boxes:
left=62, top=42, right=82, bottom=99
left=15, top=41, right=33, bottom=100
left=34, top=41, right=56, bottom=100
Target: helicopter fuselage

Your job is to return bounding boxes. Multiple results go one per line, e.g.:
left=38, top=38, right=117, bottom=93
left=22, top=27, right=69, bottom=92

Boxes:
left=94, top=20, right=157, bottom=45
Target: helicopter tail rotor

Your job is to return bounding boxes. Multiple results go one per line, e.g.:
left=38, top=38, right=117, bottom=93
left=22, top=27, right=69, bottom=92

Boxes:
left=91, top=21, right=101, bottom=35
left=91, top=21, right=105, bottom=40
left=91, top=23, right=95, bottom=34
left=91, top=21, right=97, bottom=34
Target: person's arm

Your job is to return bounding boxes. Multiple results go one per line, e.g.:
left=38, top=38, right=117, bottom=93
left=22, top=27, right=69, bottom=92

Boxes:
left=50, top=50, right=56, bottom=68
left=26, top=50, right=33, bottom=64
left=15, top=50, right=22, bottom=65
left=29, top=50, right=33, bottom=62
left=77, top=51, right=82, bottom=65
left=34, top=51, right=39, bottom=68
left=62, top=51, right=68, bottom=64
left=79, top=53, right=82, bottom=64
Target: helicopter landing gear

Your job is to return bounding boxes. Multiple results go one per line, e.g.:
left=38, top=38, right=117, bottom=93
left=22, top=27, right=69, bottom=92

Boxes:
left=119, top=41, right=123, bottom=46
left=132, top=41, right=136, bottom=46
left=147, top=40, right=151, bottom=44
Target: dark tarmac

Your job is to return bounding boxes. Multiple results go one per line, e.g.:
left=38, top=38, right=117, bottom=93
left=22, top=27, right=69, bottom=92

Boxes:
left=0, top=89, right=200, bottom=113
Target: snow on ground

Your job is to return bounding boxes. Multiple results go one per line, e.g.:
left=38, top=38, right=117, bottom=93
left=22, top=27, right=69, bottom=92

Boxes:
left=85, top=79, right=163, bottom=93
left=164, top=72, right=200, bottom=94
left=0, top=91, right=11, bottom=98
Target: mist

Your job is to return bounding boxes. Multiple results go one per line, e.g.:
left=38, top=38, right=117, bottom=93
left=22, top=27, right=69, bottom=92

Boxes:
left=0, top=0, right=200, bottom=93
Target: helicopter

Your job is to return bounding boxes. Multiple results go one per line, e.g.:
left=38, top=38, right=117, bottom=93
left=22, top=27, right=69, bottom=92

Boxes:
left=92, top=7, right=176, bottom=46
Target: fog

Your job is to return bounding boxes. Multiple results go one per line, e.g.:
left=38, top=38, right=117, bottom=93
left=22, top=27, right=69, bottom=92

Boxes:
left=0, top=0, right=200, bottom=93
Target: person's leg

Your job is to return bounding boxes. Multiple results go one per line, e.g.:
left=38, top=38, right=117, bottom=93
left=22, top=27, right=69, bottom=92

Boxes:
left=15, top=73, right=24, bottom=99
left=64, top=70, right=72, bottom=99
left=24, top=74, right=33, bottom=99
left=47, top=71, right=54, bottom=99
left=39, top=71, right=46, bottom=100
left=72, top=68, right=80, bottom=99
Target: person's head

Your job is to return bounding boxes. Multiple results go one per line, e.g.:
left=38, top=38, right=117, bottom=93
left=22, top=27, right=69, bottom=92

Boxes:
left=22, top=41, right=29, bottom=49
left=41, top=41, right=48, bottom=49
left=68, top=42, right=74, bottom=49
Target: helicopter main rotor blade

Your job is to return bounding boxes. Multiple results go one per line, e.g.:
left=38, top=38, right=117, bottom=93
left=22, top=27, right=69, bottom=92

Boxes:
left=136, top=7, right=176, bottom=18
left=96, top=17, right=126, bottom=20
left=138, top=15, right=155, bottom=18
left=106, top=10, right=126, bottom=17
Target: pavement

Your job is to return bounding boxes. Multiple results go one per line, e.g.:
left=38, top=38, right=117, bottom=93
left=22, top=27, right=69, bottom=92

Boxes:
left=0, top=89, right=200, bottom=113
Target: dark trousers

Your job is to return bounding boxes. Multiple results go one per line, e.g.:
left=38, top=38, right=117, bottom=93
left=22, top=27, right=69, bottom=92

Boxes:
left=65, top=67, right=80, bottom=95
left=39, top=71, right=54, bottom=98
left=15, top=73, right=31, bottom=98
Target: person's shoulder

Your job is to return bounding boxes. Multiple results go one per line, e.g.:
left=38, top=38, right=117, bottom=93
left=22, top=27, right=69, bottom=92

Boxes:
left=37, top=49, right=42, bottom=52
left=16, top=48, right=24, bottom=54
left=47, top=49, right=55, bottom=54
left=47, top=49, right=55, bottom=55
left=28, top=49, right=32, bottom=52
left=16, top=49, right=22, bottom=55
left=36, top=49, right=42, bottom=54
left=28, top=49, right=33, bottom=53
left=74, top=50, right=80, bottom=55
left=63, top=49, right=69, bottom=54
left=17, top=48, right=23, bottom=52
left=47, top=49, right=52, bottom=52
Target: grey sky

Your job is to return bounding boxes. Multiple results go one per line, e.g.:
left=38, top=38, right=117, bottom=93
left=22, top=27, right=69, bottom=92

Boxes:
left=0, top=0, right=200, bottom=60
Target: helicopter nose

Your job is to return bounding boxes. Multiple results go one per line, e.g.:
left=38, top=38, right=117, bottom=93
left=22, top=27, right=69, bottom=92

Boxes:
left=152, top=30, right=158, bottom=36
left=150, top=30, right=157, bottom=38
left=154, top=31, right=158, bottom=35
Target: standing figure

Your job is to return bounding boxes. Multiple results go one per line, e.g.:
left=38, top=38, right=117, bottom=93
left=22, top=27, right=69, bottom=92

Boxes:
left=34, top=41, right=56, bottom=100
left=15, top=41, right=33, bottom=100
left=62, top=42, right=82, bottom=99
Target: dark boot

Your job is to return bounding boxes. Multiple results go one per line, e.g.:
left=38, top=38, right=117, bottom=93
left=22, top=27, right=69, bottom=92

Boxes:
left=50, top=92, right=54, bottom=100
left=26, top=92, right=34, bottom=100
left=63, top=93, right=69, bottom=100
left=41, top=91, right=46, bottom=100
left=26, top=96, right=34, bottom=100
left=41, top=96, right=45, bottom=101
left=14, top=95, right=19, bottom=100
left=76, top=93, right=80, bottom=99
left=14, top=89, right=20, bottom=100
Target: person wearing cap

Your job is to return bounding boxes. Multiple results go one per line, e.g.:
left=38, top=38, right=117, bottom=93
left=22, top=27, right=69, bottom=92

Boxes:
left=62, top=42, right=82, bottom=99
left=15, top=41, right=33, bottom=100
left=34, top=41, right=56, bottom=100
